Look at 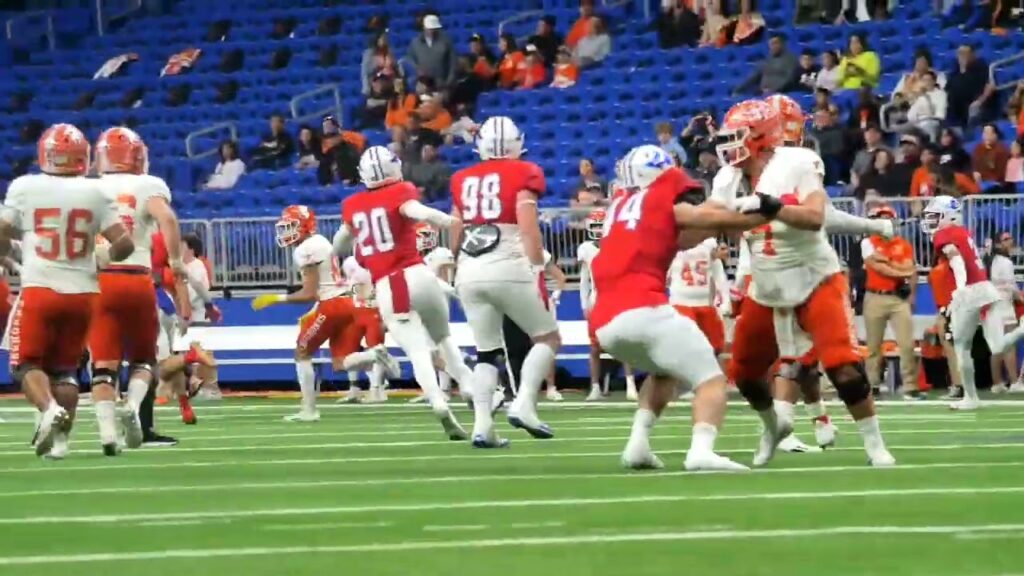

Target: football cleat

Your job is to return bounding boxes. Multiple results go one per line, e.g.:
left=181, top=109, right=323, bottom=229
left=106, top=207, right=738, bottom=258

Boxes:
left=621, top=440, right=664, bottom=470
left=778, top=434, right=821, bottom=453
left=33, top=406, right=70, bottom=457
left=868, top=448, right=896, bottom=467
left=141, top=431, right=178, bottom=447
left=283, top=410, right=320, bottom=422
left=439, top=411, right=468, bottom=441
left=119, top=406, right=144, bottom=449
left=684, top=451, right=749, bottom=472
left=814, top=417, right=838, bottom=448
left=45, top=432, right=70, bottom=461
left=507, top=413, right=554, bottom=439
left=949, top=398, right=980, bottom=411
left=472, top=434, right=510, bottom=449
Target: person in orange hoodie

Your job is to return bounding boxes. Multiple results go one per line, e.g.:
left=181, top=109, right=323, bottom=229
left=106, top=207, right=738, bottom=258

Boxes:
left=496, top=33, right=525, bottom=89
left=550, top=45, right=579, bottom=88
left=469, top=32, right=497, bottom=84
left=385, top=80, right=418, bottom=129
left=566, top=0, right=595, bottom=49
left=417, top=94, right=453, bottom=132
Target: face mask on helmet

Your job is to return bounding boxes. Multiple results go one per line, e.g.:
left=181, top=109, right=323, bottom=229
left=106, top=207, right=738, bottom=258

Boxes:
left=584, top=211, right=606, bottom=240
left=715, top=127, right=753, bottom=166
left=415, top=226, right=438, bottom=253
left=359, top=147, right=403, bottom=189
left=275, top=219, right=302, bottom=247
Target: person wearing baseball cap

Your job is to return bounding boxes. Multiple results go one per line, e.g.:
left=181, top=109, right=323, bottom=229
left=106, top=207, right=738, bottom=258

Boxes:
left=408, top=12, right=456, bottom=88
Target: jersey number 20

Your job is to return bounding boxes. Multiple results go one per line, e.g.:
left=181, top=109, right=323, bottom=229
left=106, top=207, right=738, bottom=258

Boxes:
left=460, top=174, right=502, bottom=220
left=34, top=208, right=93, bottom=261
left=352, top=208, right=395, bottom=256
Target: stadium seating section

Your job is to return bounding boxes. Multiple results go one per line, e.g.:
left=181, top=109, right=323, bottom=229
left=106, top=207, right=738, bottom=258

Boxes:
left=1, top=1, right=1022, bottom=222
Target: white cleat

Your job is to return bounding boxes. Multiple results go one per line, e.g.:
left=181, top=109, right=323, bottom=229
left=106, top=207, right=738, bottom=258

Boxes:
left=868, top=448, right=896, bottom=467
left=991, top=383, right=1009, bottom=394
left=491, top=387, right=507, bottom=414
left=363, top=389, right=387, bottom=404
left=373, top=345, right=402, bottom=379
left=814, top=419, right=838, bottom=449
left=584, top=388, right=603, bottom=402
left=33, top=406, right=70, bottom=458
left=45, top=432, right=70, bottom=461
left=283, top=410, right=320, bottom=422
left=621, top=441, right=664, bottom=470
left=942, top=386, right=963, bottom=400
left=752, top=416, right=793, bottom=467
left=439, top=410, right=468, bottom=441
left=1010, top=382, right=1024, bottom=393
left=684, top=451, right=750, bottom=472
left=625, top=387, right=638, bottom=401
left=407, top=394, right=429, bottom=404
left=678, top=390, right=695, bottom=401
left=506, top=408, right=554, bottom=439
left=778, top=434, right=822, bottom=453
left=118, top=405, right=144, bottom=449
left=949, top=398, right=980, bottom=411
left=545, top=389, right=564, bottom=402
left=336, top=391, right=362, bottom=404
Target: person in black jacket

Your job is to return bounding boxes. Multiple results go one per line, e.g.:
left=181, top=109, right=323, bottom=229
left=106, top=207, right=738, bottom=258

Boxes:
left=527, top=15, right=562, bottom=66
left=250, top=114, right=295, bottom=170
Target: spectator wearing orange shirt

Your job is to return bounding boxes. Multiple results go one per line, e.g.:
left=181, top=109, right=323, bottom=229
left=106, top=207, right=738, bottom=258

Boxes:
left=929, top=259, right=963, bottom=396
left=551, top=46, right=579, bottom=88
left=385, top=80, right=417, bottom=129
left=468, top=33, right=496, bottom=84
left=860, top=204, right=918, bottom=397
left=496, top=34, right=524, bottom=89
left=910, top=144, right=979, bottom=214
left=566, top=0, right=595, bottom=48
left=518, top=44, right=547, bottom=89
left=971, top=123, right=1010, bottom=185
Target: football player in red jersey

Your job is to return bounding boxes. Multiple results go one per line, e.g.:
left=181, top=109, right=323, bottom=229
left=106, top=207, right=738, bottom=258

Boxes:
left=449, top=116, right=562, bottom=442
left=923, top=196, right=1024, bottom=410
left=590, top=144, right=782, bottom=471
left=334, top=146, right=496, bottom=444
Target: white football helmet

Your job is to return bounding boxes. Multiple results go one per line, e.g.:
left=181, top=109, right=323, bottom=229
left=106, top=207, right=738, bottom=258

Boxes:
left=475, top=116, right=525, bottom=160
left=358, top=145, right=403, bottom=189
left=620, top=145, right=673, bottom=190
left=921, top=195, right=962, bottom=235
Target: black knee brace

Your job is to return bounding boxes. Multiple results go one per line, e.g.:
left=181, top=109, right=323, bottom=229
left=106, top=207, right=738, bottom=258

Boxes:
left=831, top=363, right=871, bottom=406
left=737, top=379, right=774, bottom=412
left=11, top=363, right=42, bottom=386
left=477, top=348, right=506, bottom=368
left=128, top=361, right=155, bottom=377
left=91, top=367, right=119, bottom=388
left=51, top=372, right=80, bottom=388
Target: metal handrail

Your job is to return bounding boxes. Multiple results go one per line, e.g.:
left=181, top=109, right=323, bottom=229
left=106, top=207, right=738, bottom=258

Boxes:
left=185, top=122, right=238, bottom=159
left=96, top=0, right=142, bottom=36
left=289, top=84, right=343, bottom=126
left=497, top=9, right=544, bottom=46
left=5, top=10, right=55, bottom=51
left=990, top=52, right=1024, bottom=91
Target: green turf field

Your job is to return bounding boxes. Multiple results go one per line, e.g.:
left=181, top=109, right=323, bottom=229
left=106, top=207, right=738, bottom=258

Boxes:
left=0, top=396, right=1021, bottom=576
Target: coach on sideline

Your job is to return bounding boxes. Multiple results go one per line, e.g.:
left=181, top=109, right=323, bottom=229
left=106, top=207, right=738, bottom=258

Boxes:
left=860, top=204, right=919, bottom=397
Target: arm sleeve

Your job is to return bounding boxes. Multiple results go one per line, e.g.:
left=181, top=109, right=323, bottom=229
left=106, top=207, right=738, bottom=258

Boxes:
left=332, top=224, right=354, bottom=257
left=400, top=200, right=455, bottom=227
left=1, top=180, right=24, bottom=229
left=826, top=204, right=882, bottom=235
left=187, top=264, right=213, bottom=303
left=711, top=258, right=729, bottom=304
left=579, top=262, right=593, bottom=312
left=943, top=246, right=968, bottom=289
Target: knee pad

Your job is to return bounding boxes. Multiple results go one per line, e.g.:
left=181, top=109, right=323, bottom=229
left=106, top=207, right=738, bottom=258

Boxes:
left=90, top=367, right=119, bottom=388
left=52, top=372, right=80, bottom=388
left=11, top=363, right=43, bottom=386
left=795, top=364, right=821, bottom=385
left=476, top=348, right=506, bottom=368
left=736, top=379, right=774, bottom=411
left=128, top=361, right=155, bottom=377
left=831, top=363, right=871, bottom=406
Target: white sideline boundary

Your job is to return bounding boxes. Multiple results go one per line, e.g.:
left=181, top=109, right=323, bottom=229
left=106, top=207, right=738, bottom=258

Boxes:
left=0, top=460, right=1020, bottom=500
left=1, top=485, right=1023, bottom=526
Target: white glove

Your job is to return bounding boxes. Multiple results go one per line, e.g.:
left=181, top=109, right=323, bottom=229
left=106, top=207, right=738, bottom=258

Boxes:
left=95, top=243, right=112, bottom=270
left=873, top=219, right=896, bottom=240
left=550, top=289, right=562, bottom=307
left=732, top=195, right=763, bottom=214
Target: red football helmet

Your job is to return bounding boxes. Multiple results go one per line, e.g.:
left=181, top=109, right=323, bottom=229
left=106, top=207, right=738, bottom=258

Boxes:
left=96, top=126, right=148, bottom=174
left=275, top=205, right=317, bottom=247
left=38, top=123, right=90, bottom=176
left=764, top=94, right=806, bottom=146
left=716, top=100, right=783, bottom=167
left=415, top=222, right=438, bottom=254
left=584, top=209, right=606, bottom=240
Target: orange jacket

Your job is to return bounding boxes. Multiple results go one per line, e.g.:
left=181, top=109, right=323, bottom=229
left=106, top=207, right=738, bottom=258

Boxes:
left=865, top=235, right=913, bottom=293
left=497, top=52, right=524, bottom=88
left=385, top=94, right=418, bottom=129
left=566, top=17, right=591, bottom=48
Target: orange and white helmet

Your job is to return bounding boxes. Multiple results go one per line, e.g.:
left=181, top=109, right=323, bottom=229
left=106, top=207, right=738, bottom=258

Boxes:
left=764, top=94, right=806, bottom=146
left=415, top=222, right=438, bottom=253
left=584, top=209, right=606, bottom=240
left=275, top=205, right=317, bottom=247
left=95, top=126, right=148, bottom=174
left=38, top=123, right=90, bottom=176
left=715, top=100, right=783, bottom=167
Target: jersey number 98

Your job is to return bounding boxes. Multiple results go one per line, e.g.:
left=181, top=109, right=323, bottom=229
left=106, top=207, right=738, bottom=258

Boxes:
left=460, top=174, right=503, bottom=220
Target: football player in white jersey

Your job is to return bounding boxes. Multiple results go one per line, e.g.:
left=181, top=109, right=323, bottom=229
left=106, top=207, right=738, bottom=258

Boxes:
left=0, top=123, right=135, bottom=458
left=668, top=237, right=731, bottom=373
left=713, top=99, right=893, bottom=467
left=89, top=126, right=188, bottom=455
left=337, top=255, right=390, bottom=404
left=252, top=206, right=400, bottom=421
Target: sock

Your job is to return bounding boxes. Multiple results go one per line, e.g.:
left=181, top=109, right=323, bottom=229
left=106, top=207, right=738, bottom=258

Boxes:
left=855, top=414, right=886, bottom=453
left=626, top=374, right=637, bottom=393
left=516, top=342, right=557, bottom=409
left=342, top=351, right=376, bottom=372
left=690, top=422, right=718, bottom=454
left=296, top=360, right=317, bottom=412
left=629, top=408, right=657, bottom=444
left=955, top=344, right=979, bottom=401
left=178, top=394, right=191, bottom=412
left=438, top=337, right=475, bottom=394
left=126, top=377, right=149, bottom=414
left=94, top=400, right=117, bottom=445
left=757, top=406, right=778, bottom=432
left=139, top=386, right=155, bottom=433
left=369, top=364, right=385, bottom=392
left=590, top=381, right=601, bottom=394
left=471, top=363, right=498, bottom=437
left=806, top=400, right=827, bottom=419
left=438, top=370, right=452, bottom=393
left=775, top=399, right=796, bottom=425
left=409, top=350, right=448, bottom=415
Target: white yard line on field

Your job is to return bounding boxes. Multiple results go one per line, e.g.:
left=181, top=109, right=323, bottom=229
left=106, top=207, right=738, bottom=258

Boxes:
left=261, top=521, right=392, bottom=532
left=1, top=523, right=1023, bottom=565
left=1, top=486, right=1023, bottom=526
left=0, top=460, right=1020, bottom=499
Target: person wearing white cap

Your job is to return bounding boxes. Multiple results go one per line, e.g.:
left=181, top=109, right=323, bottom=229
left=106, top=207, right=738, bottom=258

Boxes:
left=408, top=13, right=457, bottom=88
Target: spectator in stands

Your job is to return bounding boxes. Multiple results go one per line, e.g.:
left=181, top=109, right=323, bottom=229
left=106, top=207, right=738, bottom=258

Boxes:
left=551, top=46, right=579, bottom=88
left=1007, top=137, right=1024, bottom=185
left=404, top=144, right=451, bottom=203
left=250, top=114, right=295, bottom=170
left=892, top=133, right=922, bottom=195
left=680, top=111, right=717, bottom=168
left=837, top=33, right=880, bottom=90
left=416, top=94, right=453, bottom=132
left=808, top=107, right=846, bottom=184
left=850, top=124, right=889, bottom=187
left=733, top=34, right=799, bottom=96
left=904, top=70, right=946, bottom=141
left=295, top=125, right=321, bottom=169
left=518, top=45, right=548, bottom=89
left=693, top=151, right=721, bottom=187
left=574, top=16, right=611, bottom=69
left=798, top=49, right=820, bottom=91
left=856, top=149, right=901, bottom=199
left=655, top=0, right=701, bottom=48
left=860, top=203, right=917, bottom=398
left=577, top=158, right=606, bottom=195
left=385, top=79, right=417, bottom=129
left=571, top=182, right=608, bottom=208
left=815, top=50, right=841, bottom=92
left=946, top=45, right=997, bottom=128
left=469, top=33, right=497, bottom=84
left=529, top=15, right=562, bottom=66
left=937, top=157, right=980, bottom=196
left=1006, top=81, right=1024, bottom=137
left=361, top=32, right=400, bottom=96
left=847, top=86, right=882, bottom=148
left=566, top=0, right=595, bottom=49
left=389, top=124, right=415, bottom=165
left=406, top=112, right=444, bottom=165
left=893, top=51, right=945, bottom=103
left=449, top=55, right=486, bottom=114
left=656, top=122, right=688, bottom=166
left=973, top=123, right=1010, bottom=187
left=813, top=87, right=834, bottom=112
left=910, top=143, right=940, bottom=205
left=318, top=116, right=362, bottom=186
left=408, top=14, right=456, bottom=89
left=986, top=230, right=1022, bottom=393
left=938, top=127, right=972, bottom=174
left=203, top=141, right=245, bottom=190
left=497, top=34, right=525, bottom=89
left=360, top=70, right=394, bottom=128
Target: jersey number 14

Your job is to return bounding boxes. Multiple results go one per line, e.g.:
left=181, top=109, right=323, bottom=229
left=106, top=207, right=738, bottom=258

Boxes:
left=608, top=191, right=646, bottom=231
